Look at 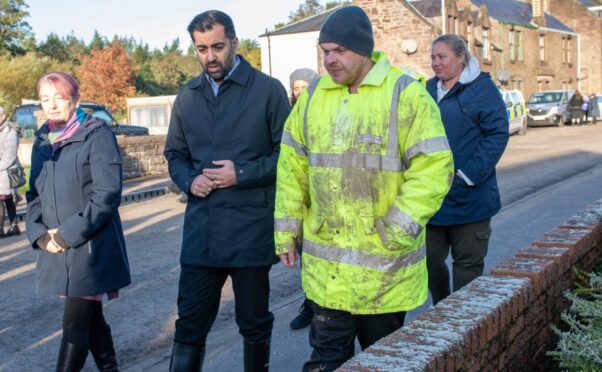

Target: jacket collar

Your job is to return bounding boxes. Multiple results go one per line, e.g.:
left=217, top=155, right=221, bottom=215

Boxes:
left=189, top=54, right=252, bottom=91
left=321, top=50, right=391, bottom=90
left=36, top=113, right=104, bottom=146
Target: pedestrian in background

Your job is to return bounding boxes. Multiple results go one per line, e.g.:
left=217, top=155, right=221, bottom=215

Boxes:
left=588, top=93, right=599, bottom=124
left=287, top=67, right=318, bottom=331
left=289, top=68, right=318, bottom=106
left=164, top=10, right=290, bottom=372
left=26, top=72, right=131, bottom=371
left=569, top=90, right=584, bottom=125
left=0, top=105, right=21, bottom=237
left=581, top=95, right=589, bottom=124
left=426, top=34, right=508, bottom=305
left=275, top=7, right=453, bottom=371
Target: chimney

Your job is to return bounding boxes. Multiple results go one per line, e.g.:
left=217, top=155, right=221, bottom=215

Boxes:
left=531, top=0, right=549, bottom=18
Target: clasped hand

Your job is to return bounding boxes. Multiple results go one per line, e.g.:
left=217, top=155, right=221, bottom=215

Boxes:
left=190, top=160, right=236, bottom=198
left=37, top=229, right=65, bottom=254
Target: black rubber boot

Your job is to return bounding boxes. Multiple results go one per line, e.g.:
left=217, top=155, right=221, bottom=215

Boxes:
left=7, top=223, right=20, bottom=236
left=89, top=324, right=119, bottom=371
left=243, top=338, right=270, bottom=372
left=289, top=298, right=314, bottom=330
left=169, top=342, right=205, bottom=372
left=56, top=339, right=88, bottom=372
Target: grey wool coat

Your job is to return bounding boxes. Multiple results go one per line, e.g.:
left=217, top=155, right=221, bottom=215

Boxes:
left=0, top=121, right=19, bottom=196
left=26, top=114, right=131, bottom=296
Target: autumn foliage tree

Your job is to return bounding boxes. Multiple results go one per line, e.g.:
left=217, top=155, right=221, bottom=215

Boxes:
left=75, top=41, right=136, bottom=112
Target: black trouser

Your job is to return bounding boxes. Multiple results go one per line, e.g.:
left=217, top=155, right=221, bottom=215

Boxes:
left=303, top=302, right=405, bottom=372
left=0, top=197, right=16, bottom=231
left=426, top=219, right=492, bottom=305
left=63, top=297, right=109, bottom=349
left=174, top=264, right=274, bottom=347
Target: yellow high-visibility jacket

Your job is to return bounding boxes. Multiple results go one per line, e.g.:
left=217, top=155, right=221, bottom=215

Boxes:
left=275, top=52, right=454, bottom=314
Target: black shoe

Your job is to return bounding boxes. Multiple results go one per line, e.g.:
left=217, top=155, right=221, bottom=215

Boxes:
left=289, top=299, right=313, bottom=330
left=6, top=224, right=20, bottom=236
left=243, top=338, right=270, bottom=372
left=56, top=339, right=88, bottom=372
left=169, top=342, right=205, bottom=372
left=90, top=324, right=119, bottom=372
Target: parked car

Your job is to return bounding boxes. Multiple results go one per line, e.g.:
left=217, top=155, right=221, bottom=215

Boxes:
left=500, top=89, right=527, bottom=135
left=11, top=102, right=149, bottom=138
left=526, top=90, right=573, bottom=127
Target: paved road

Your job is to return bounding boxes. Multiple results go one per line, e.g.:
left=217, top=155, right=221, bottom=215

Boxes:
left=1, top=125, right=601, bottom=371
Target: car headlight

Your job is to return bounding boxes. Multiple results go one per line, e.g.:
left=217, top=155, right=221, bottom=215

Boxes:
left=549, top=106, right=558, bottom=113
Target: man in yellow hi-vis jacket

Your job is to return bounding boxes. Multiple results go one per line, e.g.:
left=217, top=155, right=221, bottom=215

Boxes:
left=274, top=6, right=454, bottom=371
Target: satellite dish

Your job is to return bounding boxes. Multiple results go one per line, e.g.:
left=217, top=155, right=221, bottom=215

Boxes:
left=577, top=68, right=587, bottom=80
left=401, top=39, right=418, bottom=55
left=497, top=70, right=510, bottom=82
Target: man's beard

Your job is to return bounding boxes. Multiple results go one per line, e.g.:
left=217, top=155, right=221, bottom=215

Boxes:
left=203, top=49, right=236, bottom=82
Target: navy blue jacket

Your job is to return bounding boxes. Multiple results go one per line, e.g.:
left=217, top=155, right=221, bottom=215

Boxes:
left=26, top=115, right=131, bottom=296
left=426, top=72, right=508, bottom=225
left=164, top=56, right=290, bottom=267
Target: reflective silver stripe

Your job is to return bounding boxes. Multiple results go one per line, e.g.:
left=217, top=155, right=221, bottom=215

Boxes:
left=402, top=137, right=451, bottom=169
left=274, top=218, right=302, bottom=233
left=303, top=77, right=320, bottom=145
left=281, top=131, right=308, bottom=157
left=303, top=239, right=426, bottom=272
left=387, top=75, right=416, bottom=158
left=309, top=153, right=402, bottom=172
left=384, top=206, right=422, bottom=239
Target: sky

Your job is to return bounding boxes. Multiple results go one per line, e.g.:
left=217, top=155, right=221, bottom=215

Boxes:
left=26, top=0, right=303, bottom=50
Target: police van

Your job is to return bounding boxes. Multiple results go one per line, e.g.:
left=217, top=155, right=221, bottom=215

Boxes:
left=500, top=89, right=527, bottom=135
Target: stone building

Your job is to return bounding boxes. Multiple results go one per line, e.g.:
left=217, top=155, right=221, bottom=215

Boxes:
left=545, top=0, right=602, bottom=94
left=259, top=0, right=578, bottom=100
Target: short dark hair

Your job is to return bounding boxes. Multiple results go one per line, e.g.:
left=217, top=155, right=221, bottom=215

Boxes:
left=187, top=10, right=236, bottom=41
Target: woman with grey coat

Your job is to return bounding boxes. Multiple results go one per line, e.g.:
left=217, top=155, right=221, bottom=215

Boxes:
left=0, top=106, right=20, bottom=237
left=26, top=72, right=130, bottom=371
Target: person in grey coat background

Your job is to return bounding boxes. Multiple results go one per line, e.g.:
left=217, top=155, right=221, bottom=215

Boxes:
left=26, top=72, right=130, bottom=372
left=0, top=106, right=21, bottom=237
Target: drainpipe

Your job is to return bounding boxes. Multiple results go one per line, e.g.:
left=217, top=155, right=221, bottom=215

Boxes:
left=266, top=28, right=272, bottom=76
left=577, top=33, right=581, bottom=91
left=441, top=0, right=446, bottom=34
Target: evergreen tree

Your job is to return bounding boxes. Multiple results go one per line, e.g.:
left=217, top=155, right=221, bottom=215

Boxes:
left=0, top=0, right=34, bottom=55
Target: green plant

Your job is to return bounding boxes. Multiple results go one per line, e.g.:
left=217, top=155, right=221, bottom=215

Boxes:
left=548, top=268, right=602, bottom=371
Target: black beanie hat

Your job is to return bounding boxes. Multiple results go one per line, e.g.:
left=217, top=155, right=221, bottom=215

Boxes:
left=319, top=6, right=374, bottom=57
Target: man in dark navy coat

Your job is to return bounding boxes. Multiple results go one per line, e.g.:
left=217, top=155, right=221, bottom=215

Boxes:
left=163, top=10, right=290, bottom=372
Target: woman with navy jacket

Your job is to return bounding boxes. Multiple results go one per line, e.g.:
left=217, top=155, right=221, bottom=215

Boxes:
left=26, top=72, right=130, bottom=371
left=426, top=34, right=509, bottom=304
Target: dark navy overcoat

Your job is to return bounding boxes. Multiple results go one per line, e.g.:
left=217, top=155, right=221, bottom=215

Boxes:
left=426, top=72, right=509, bottom=225
left=164, top=56, right=290, bottom=267
left=26, top=114, right=131, bottom=296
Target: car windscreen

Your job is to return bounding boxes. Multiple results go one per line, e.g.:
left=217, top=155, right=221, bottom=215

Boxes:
left=13, top=106, right=39, bottom=128
left=528, top=92, right=563, bottom=104
left=81, top=107, right=115, bottom=125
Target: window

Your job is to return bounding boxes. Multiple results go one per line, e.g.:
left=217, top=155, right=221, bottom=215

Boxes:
left=539, top=34, right=546, bottom=62
left=511, top=80, right=524, bottom=93
left=509, top=30, right=515, bottom=62
left=516, top=31, right=523, bottom=61
left=467, top=24, right=472, bottom=51
left=562, top=37, right=572, bottom=65
left=482, top=29, right=490, bottom=60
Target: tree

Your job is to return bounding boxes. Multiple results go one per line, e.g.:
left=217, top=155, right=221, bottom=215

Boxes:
left=0, top=0, right=34, bottom=55
left=288, top=0, right=323, bottom=23
left=75, top=41, right=136, bottom=112
left=238, top=38, right=261, bottom=70
left=88, top=31, right=107, bottom=51
left=0, top=53, right=71, bottom=113
left=37, top=33, right=70, bottom=62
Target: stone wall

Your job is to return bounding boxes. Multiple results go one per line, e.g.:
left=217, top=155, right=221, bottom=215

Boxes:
left=355, top=0, right=438, bottom=77
left=340, top=200, right=602, bottom=371
left=117, top=135, right=167, bottom=179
